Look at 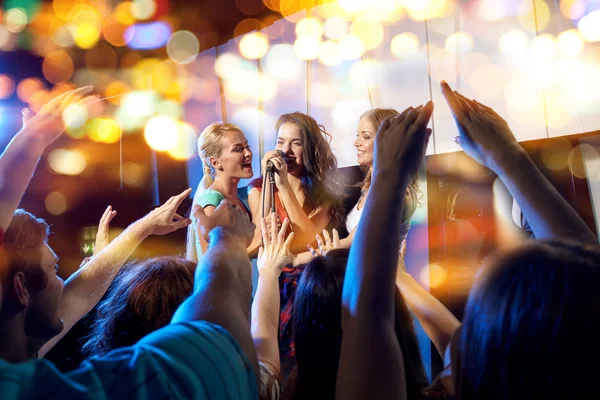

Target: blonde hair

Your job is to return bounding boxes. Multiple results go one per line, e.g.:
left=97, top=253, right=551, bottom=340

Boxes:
left=186, top=122, right=243, bottom=263
left=359, top=109, right=421, bottom=222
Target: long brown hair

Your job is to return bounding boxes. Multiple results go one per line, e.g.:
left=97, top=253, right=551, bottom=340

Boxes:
left=276, top=112, right=346, bottom=229
left=359, top=108, right=421, bottom=222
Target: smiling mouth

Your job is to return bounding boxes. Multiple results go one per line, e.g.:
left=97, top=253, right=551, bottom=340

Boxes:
left=242, top=162, right=252, bottom=169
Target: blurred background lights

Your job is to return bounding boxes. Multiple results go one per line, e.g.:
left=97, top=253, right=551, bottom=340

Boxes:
left=144, top=116, right=179, bottom=151
left=350, top=21, right=384, bottom=50
left=557, top=29, right=584, bottom=57
left=578, top=11, right=600, bottom=42
left=419, top=263, right=448, bottom=289
left=63, top=103, right=89, bottom=132
left=338, top=34, right=365, bottom=60
left=319, top=40, right=343, bottom=66
left=215, top=52, right=244, bottom=80
left=43, top=50, right=74, bottom=84
left=131, top=0, right=157, bottom=20
left=45, top=192, right=68, bottom=216
left=323, top=16, right=348, bottom=40
left=265, top=44, right=302, bottom=82
left=499, top=30, right=529, bottom=57
left=295, top=17, right=324, bottom=38
left=391, top=32, right=420, bottom=59
left=87, top=118, right=122, bottom=143
left=126, top=21, right=172, bottom=50
left=166, top=122, right=197, bottom=161
left=167, top=30, right=200, bottom=64
left=4, top=8, right=28, bottom=33
left=239, top=32, right=269, bottom=59
left=445, top=32, right=474, bottom=55
left=530, top=34, right=558, bottom=62
left=0, top=75, right=15, bottom=99
left=293, top=35, right=321, bottom=60
left=518, top=0, right=550, bottom=32
left=48, top=149, right=87, bottom=176
left=560, top=0, right=586, bottom=20
left=338, top=0, right=368, bottom=13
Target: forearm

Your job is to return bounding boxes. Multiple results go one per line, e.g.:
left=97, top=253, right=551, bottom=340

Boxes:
left=494, top=149, right=596, bottom=243
left=343, top=171, right=408, bottom=322
left=395, top=271, right=460, bottom=357
left=0, top=130, right=45, bottom=231
left=251, top=275, right=281, bottom=372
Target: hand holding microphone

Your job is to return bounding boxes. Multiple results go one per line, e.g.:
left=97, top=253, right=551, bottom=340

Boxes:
left=261, top=150, right=289, bottom=189
left=266, top=150, right=285, bottom=173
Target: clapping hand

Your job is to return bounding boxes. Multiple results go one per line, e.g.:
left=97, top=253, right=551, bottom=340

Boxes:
left=93, top=206, right=118, bottom=255
left=257, top=217, right=294, bottom=278
left=307, top=229, right=340, bottom=257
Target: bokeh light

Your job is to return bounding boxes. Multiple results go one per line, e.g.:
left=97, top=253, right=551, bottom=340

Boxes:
left=45, top=191, right=68, bottom=216
left=296, top=17, right=324, bottom=38
left=126, top=21, right=172, bottom=50
left=144, top=116, right=178, bottom=151
left=17, top=78, right=45, bottom=103
left=578, top=11, right=600, bottom=42
left=0, top=75, right=15, bottom=99
left=319, top=40, right=343, bottom=66
left=131, top=0, right=157, bottom=20
left=4, top=8, right=28, bottom=33
left=420, top=263, right=448, bottom=289
left=239, top=32, right=269, bottom=59
left=63, top=103, right=89, bottom=133
left=72, top=23, right=101, bottom=49
left=391, top=32, right=420, bottom=59
left=265, top=44, right=303, bottom=83
left=293, top=35, right=321, bottom=60
left=445, top=32, right=474, bottom=55
left=43, top=50, right=74, bottom=84
left=122, top=161, right=147, bottom=187
left=103, top=14, right=133, bottom=47
left=349, top=20, right=384, bottom=50
left=215, top=52, right=244, bottom=80
left=323, top=16, right=348, bottom=40
left=557, top=29, right=584, bottom=57
left=167, top=30, right=200, bottom=64
left=504, top=77, right=538, bottom=113
left=338, top=0, right=368, bottom=13
left=499, top=29, right=529, bottom=58
left=338, top=34, right=365, bottom=60
left=530, top=34, right=557, bottom=62
left=48, top=148, right=87, bottom=175
left=560, top=0, right=586, bottom=20
left=570, top=144, right=599, bottom=179
left=541, top=138, right=572, bottom=171
left=518, top=0, right=550, bottom=32
left=167, top=122, right=197, bottom=160
left=85, top=43, right=118, bottom=74
left=87, top=118, right=122, bottom=143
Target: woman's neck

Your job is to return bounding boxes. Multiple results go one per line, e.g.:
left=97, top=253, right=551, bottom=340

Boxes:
left=287, top=172, right=304, bottom=194
left=211, top=175, right=240, bottom=199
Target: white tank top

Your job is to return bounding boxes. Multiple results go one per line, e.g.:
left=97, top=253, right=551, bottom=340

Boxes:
left=346, top=202, right=364, bottom=233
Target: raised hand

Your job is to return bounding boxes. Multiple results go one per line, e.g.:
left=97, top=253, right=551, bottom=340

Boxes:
left=373, top=102, right=434, bottom=186
left=194, top=200, right=255, bottom=246
left=441, top=81, right=522, bottom=172
left=93, top=206, right=117, bottom=255
left=307, top=228, right=340, bottom=257
left=138, top=188, right=193, bottom=236
left=21, top=86, right=99, bottom=150
left=257, top=217, right=294, bottom=278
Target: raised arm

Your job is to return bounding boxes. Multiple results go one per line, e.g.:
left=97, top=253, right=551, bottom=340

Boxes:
left=39, top=188, right=192, bottom=357
left=337, top=104, right=434, bottom=400
left=172, top=200, right=259, bottom=383
left=441, top=81, right=596, bottom=243
left=0, top=86, right=95, bottom=232
left=252, top=217, right=293, bottom=377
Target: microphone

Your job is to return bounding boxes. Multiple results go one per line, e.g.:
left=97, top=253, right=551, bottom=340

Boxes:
left=266, top=150, right=285, bottom=173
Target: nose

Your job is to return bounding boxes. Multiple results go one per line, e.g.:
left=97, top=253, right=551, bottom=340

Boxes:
left=353, top=137, right=360, bottom=148
left=281, top=143, right=291, bottom=154
left=244, top=147, right=252, bottom=158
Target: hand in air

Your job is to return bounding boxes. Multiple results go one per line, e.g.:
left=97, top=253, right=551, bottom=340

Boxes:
left=307, top=229, right=341, bottom=257
left=373, top=102, right=434, bottom=185
left=257, top=217, right=294, bottom=278
left=441, top=81, right=522, bottom=172
left=139, top=188, right=193, bottom=236
left=21, top=86, right=100, bottom=150
left=93, top=206, right=118, bottom=255
left=194, top=200, right=255, bottom=246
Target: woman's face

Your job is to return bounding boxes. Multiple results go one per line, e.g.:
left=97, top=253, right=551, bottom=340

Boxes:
left=276, top=122, right=304, bottom=173
left=213, top=130, right=253, bottom=179
left=354, top=117, right=376, bottom=167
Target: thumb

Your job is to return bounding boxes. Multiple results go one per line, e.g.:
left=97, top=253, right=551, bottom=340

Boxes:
left=22, top=108, right=32, bottom=126
left=258, top=246, right=264, bottom=260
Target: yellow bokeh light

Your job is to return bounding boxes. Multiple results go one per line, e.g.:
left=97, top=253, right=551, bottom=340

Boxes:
left=350, top=20, right=384, bottom=50
left=445, top=32, right=473, bottom=55
left=338, top=34, right=365, bottom=60
left=239, top=32, right=269, bottom=60
left=87, top=118, right=122, bottom=143
left=53, top=0, right=77, bottom=21
left=45, top=192, right=68, bottom=216
left=541, top=138, right=572, bottom=171
left=105, top=81, right=130, bottom=105
left=72, top=23, right=101, bottom=49
left=43, top=50, right=74, bottom=84
left=504, top=78, right=538, bottom=113
left=48, top=148, right=87, bottom=175
left=167, top=30, right=200, bottom=64
left=323, top=16, right=348, bottom=40
left=404, top=0, right=450, bottom=21
left=53, top=25, right=75, bottom=48
left=319, top=40, right=343, bottom=66
left=215, top=52, right=243, bottom=80
left=122, top=161, right=146, bottom=187
left=114, top=2, right=136, bottom=25
left=499, top=29, right=529, bottom=57
left=295, top=17, right=323, bottom=38
left=518, top=0, right=550, bottom=32
left=557, top=29, right=584, bottom=57
left=131, top=0, right=157, bottom=20
left=578, top=11, right=600, bottom=42
left=391, top=32, right=420, bottom=59
left=167, top=122, right=197, bottom=161
left=0, top=75, right=15, bottom=99
left=132, top=58, right=176, bottom=93
left=144, top=116, right=179, bottom=151
left=4, top=8, right=28, bottom=33
left=293, top=35, right=321, bottom=60
left=103, top=14, right=132, bottom=47
left=338, top=0, right=368, bottom=13
left=419, top=263, right=448, bottom=289
left=530, top=33, right=557, bottom=61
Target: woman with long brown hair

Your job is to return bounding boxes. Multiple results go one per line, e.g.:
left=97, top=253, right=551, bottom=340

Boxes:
left=247, top=111, right=345, bottom=256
